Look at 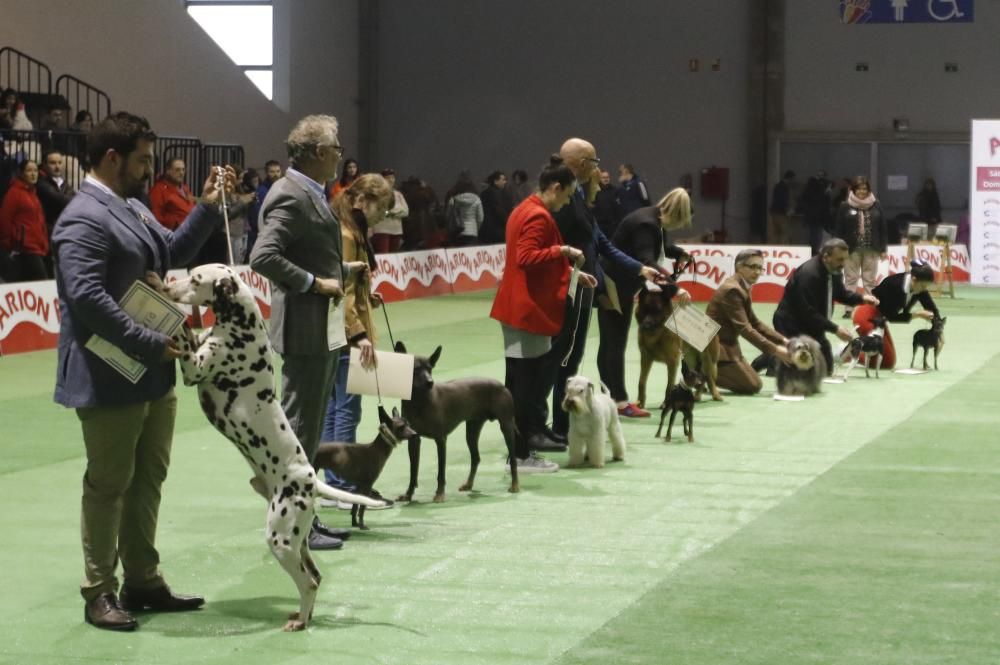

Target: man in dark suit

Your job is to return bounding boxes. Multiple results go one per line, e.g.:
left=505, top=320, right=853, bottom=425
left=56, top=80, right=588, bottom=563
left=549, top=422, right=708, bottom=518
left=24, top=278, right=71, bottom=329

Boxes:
left=771, top=238, right=878, bottom=372
left=706, top=249, right=790, bottom=394
left=52, top=112, right=232, bottom=631
left=250, top=114, right=367, bottom=551
left=546, top=138, right=659, bottom=439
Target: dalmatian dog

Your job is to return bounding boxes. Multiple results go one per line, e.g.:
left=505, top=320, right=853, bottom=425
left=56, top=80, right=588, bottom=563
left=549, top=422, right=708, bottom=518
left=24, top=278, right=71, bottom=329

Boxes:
left=149, top=264, right=386, bottom=632
left=560, top=376, right=626, bottom=468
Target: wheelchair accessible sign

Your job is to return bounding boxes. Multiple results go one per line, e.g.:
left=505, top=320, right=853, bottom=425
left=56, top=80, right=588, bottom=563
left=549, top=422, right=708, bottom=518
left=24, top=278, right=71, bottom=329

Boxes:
left=840, top=0, right=973, bottom=23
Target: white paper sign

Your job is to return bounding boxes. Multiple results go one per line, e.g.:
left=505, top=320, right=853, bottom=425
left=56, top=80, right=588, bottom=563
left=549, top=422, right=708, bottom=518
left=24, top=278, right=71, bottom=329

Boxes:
left=886, top=174, right=908, bottom=191
left=970, top=119, right=1000, bottom=285
left=345, top=348, right=415, bottom=400
left=327, top=299, right=347, bottom=351
left=663, top=305, right=720, bottom=352
left=85, top=280, right=186, bottom=384
left=567, top=265, right=580, bottom=303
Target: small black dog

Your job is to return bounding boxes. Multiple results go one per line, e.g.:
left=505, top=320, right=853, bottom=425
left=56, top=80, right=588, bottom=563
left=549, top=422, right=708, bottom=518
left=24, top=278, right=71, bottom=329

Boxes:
left=911, top=316, right=947, bottom=370
left=840, top=316, right=887, bottom=379
left=656, top=364, right=704, bottom=443
left=313, top=406, right=416, bottom=530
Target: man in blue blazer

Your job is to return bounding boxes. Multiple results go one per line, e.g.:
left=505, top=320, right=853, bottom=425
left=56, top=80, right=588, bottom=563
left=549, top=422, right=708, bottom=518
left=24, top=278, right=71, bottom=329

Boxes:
left=52, top=112, right=232, bottom=631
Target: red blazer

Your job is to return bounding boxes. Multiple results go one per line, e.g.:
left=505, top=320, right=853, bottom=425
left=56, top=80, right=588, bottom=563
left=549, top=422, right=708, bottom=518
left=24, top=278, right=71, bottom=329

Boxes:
left=0, top=178, right=49, bottom=256
left=149, top=178, right=196, bottom=230
left=490, top=194, right=570, bottom=336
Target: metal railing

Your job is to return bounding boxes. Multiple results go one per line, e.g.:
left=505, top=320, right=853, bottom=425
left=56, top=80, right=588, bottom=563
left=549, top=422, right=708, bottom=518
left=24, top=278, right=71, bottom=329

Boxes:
left=0, top=47, right=52, bottom=94
left=157, top=136, right=203, bottom=192
left=202, top=143, right=245, bottom=172
left=55, top=74, right=111, bottom=122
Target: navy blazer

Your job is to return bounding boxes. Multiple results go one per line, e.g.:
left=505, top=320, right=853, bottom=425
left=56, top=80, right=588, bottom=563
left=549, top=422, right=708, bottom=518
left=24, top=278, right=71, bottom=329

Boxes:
left=52, top=180, right=220, bottom=408
left=554, top=188, right=641, bottom=301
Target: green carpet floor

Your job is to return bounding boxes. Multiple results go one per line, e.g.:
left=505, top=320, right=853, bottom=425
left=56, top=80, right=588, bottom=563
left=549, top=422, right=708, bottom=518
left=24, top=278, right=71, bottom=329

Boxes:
left=1, top=286, right=998, bottom=665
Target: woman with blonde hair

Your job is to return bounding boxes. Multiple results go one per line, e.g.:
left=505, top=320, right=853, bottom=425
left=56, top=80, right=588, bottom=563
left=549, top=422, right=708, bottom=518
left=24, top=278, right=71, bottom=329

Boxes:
left=597, top=187, right=694, bottom=416
left=320, top=173, right=394, bottom=502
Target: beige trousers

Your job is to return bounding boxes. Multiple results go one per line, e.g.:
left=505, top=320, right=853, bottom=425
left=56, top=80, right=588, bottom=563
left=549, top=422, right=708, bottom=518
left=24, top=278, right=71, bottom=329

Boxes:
left=843, top=249, right=880, bottom=296
left=77, top=389, right=176, bottom=601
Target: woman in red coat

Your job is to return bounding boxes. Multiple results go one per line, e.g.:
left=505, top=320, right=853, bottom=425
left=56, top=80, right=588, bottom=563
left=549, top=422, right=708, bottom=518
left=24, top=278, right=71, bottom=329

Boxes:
left=0, top=159, right=50, bottom=281
left=491, top=156, right=596, bottom=472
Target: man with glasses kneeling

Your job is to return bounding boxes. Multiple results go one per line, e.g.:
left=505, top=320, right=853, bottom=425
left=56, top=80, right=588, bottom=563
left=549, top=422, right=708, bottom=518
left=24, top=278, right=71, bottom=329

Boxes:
left=705, top=249, right=792, bottom=395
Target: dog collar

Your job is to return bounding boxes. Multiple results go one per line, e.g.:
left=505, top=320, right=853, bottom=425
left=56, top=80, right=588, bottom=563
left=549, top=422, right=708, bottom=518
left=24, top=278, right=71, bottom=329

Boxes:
left=378, top=423, right=400, bottom=446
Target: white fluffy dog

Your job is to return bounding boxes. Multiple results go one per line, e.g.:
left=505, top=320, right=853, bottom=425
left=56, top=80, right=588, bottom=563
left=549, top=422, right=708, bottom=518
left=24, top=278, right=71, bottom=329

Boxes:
left=560, top=376, right=626, bottom=468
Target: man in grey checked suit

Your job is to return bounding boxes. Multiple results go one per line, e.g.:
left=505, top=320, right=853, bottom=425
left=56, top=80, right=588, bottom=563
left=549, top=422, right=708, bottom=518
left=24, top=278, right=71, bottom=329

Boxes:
left=52, top=111, right=233, bottom=631
left=250, top=114, right=367, bottom=551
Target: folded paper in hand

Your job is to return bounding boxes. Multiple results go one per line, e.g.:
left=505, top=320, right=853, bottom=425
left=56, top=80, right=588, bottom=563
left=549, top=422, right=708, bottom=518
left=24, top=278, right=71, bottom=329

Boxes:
left=85, top=280, right=187, bottom=384
left=327, top=299, right=347, bottom=351
left=345, top=348, right=415, bottom=400
left=664, top=305, right=721, bottom=353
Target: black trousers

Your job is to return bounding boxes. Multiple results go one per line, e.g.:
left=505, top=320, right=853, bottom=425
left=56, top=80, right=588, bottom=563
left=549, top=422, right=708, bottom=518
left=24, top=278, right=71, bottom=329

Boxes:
left=596, top=296, right=636, bottom=403
left=12, top=253, right=50, bottom=282
left=548, top=291, right=594, bottom=436
left=505, top=355, right=551, bottom=459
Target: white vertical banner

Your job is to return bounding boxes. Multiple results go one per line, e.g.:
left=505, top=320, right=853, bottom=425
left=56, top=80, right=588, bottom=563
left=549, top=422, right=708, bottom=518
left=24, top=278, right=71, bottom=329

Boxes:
left=970, top=119, right=1000, bottom=286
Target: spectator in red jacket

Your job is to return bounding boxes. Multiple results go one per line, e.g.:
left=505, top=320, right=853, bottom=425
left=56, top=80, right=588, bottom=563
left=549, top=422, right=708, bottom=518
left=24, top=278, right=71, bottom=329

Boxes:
left=490, top=156, right=597, bottom=473
left=0, top=159, right=50, bottom=281
left=149, top=158, right=196, bottom=230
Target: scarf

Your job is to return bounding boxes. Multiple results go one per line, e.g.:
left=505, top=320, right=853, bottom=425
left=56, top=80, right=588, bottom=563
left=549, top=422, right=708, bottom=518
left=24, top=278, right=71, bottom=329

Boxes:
left=847, top=190, right=875, bottom=211
left=847, top=191, right=876, bottom=241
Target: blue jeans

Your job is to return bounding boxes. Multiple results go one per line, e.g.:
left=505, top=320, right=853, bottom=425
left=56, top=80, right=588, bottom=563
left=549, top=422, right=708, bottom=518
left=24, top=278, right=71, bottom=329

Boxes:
left=321, top=349, right=361, bottom=489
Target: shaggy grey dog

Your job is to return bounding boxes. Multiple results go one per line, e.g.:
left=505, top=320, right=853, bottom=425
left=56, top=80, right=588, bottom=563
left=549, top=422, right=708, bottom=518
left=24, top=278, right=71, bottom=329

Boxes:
left=776, top=335, right=826, bottom=396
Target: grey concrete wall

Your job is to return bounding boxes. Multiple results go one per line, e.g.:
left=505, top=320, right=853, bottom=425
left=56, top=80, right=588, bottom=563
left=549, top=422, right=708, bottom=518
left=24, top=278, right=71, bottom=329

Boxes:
left=0, top=0, right=360, bottom=168
left=373, top=0, right=753, bottom=240
left=784, top=3, right=1000, bottom=133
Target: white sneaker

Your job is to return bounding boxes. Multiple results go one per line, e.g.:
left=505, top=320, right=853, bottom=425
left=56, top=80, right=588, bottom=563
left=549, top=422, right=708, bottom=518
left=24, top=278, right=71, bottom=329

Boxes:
left=506, top=451, right=559, bottom=474
left=316, top=497, right=339, bottom=509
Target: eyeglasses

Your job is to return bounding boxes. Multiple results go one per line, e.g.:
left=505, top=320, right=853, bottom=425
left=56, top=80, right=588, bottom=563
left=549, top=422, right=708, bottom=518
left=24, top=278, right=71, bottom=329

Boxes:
left=742, top=263, right=764, bottom=271
left=326, top=145, right=345, bottom=157
left=583, top=157, right=601, bottom=165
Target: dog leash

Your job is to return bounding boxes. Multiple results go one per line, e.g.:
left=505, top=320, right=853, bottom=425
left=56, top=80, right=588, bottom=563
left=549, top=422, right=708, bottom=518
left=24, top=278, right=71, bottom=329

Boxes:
left=561, top=286, right=595, bottom=367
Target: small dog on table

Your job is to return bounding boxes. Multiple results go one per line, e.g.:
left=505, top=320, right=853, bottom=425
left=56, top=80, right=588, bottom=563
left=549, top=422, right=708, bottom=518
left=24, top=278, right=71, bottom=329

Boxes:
left=656, top=364, right=705, bottom=443
left=911, top=316, right=946, bottom=370
left=839, top=316, right=887, bottom=379
left=775, top=335, right=826, bottom=397
left=561, top=376, right=626, bottom=468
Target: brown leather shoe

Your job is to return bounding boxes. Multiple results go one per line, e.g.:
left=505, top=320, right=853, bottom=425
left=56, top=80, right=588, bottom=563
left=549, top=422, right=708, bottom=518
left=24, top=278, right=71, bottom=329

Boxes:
left=119, top=584, right=204, bottom=612
left=84, top=593, right=137, bottom=631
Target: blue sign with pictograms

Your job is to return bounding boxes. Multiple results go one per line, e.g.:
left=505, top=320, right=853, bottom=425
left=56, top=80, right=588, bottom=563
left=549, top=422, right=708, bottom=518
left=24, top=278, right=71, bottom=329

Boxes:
left=840, top=0, right=974, bottom=23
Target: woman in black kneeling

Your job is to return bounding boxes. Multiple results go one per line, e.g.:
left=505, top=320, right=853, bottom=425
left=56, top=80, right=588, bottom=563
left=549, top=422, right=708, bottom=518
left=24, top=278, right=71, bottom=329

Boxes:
left=851, top=259, right=941, bottom=369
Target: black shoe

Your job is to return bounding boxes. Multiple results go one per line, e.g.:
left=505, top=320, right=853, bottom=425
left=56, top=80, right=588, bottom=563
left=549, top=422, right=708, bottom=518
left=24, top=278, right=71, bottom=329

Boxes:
left=842, top=309, right=853, bottom=319
left=542, top=426, right=567, bottom=444
left=85, top=593, right=137, bottom=631
left=119, top=584, right=204, bottom=613
left=307, top=529, right=344, bottom=551
left=527, top=432, right=567, bottom=453
left=312, top=517, right=351, bottom=541
left=750, top=353, right=770, bottom=373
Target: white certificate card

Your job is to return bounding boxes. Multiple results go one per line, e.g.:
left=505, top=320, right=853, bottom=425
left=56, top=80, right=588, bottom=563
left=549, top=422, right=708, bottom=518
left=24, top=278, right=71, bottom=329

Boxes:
left=85, top=280, right=187, bottom=384
left=664, top=305, right=721, bottom=353
left=327, top=299, right=347, bottom=351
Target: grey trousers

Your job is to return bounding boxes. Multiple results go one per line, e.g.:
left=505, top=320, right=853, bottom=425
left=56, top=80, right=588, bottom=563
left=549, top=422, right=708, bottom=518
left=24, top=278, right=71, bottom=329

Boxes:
left=77, top=389, right=176, bottom=601
left=280, top=351, right=340, bottom=463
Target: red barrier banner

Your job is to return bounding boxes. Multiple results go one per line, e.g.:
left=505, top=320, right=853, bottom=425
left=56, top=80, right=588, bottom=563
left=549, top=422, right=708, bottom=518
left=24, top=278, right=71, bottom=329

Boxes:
left=0, top=243, right=970, bottom=356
